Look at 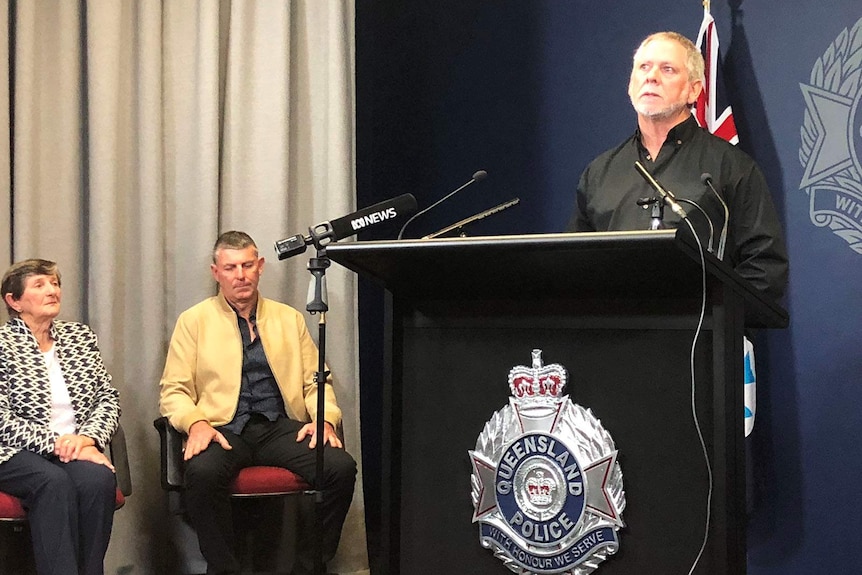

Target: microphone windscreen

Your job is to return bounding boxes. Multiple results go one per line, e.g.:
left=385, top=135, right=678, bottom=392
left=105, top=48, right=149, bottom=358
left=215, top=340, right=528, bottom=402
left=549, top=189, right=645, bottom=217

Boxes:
left=700, top=172, right=713, bottom=185
left=329, top=193, right=418, bottom=241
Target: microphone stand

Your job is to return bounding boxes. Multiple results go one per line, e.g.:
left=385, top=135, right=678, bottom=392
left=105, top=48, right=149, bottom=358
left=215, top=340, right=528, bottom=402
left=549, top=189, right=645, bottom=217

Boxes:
left=274, top=196, right=420, bottom=572
left=637, top=196, right=666, bottom=230
left=305, top=248, right=331, bottom=575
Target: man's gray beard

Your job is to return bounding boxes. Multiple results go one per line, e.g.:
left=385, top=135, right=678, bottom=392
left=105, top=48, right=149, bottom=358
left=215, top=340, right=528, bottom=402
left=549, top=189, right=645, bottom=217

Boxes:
left=634, top=101, right=690, bottom=121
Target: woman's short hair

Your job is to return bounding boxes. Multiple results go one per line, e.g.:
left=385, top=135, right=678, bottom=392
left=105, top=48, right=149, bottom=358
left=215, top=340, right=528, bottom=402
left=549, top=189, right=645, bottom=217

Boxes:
left=1, top=259, right=61, bottom=317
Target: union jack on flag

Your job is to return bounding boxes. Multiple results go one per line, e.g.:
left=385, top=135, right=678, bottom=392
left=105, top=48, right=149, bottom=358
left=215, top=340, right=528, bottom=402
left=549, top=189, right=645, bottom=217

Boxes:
left=694, top=9, right=739, bottom=145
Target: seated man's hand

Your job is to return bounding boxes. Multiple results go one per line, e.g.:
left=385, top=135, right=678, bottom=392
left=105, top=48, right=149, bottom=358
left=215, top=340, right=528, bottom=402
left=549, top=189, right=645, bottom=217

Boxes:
left=184, top=420, right=232, bottom=460
left=296, top=421, right=342, bottom=449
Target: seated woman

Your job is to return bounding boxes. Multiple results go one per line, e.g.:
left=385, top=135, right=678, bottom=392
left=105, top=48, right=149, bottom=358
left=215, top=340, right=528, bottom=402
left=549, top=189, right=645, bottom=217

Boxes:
left=0, top=259, right=121, bottom=575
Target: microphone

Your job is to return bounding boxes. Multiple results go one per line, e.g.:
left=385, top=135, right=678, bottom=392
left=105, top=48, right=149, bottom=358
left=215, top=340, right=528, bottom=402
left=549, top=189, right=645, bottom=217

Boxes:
left=701, top=173, right=729, bottom=261
left=633, top=161, right=688, bottom=218
left=397, top=170, right=487, bottom=240
left=675, top=197, right=715, bottom=253
left=423, top=197, right=520, bottom=239
left=274, top=193, right=418, bottom=260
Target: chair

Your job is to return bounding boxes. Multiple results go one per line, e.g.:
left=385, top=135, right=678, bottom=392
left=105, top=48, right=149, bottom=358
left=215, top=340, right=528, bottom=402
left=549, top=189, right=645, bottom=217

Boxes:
left=0, top=423, right=133, bottom=575
left=153, top=416, right=315, bottom=574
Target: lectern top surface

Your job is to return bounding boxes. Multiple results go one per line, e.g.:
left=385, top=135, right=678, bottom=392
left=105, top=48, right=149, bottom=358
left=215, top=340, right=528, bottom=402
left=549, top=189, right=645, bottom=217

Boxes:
left=326, top=230, right=788, bottom=328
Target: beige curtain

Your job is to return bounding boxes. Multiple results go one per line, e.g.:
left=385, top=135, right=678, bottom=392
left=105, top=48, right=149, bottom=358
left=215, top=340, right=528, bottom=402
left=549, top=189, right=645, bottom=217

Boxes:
left=0, top=1, right=367, bottom=573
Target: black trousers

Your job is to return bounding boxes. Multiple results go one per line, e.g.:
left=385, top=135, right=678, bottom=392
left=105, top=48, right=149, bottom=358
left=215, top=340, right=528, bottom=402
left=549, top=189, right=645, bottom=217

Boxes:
left=0, top=450, right=116, bottom=575
left=183, top=415, right=357, bottom=575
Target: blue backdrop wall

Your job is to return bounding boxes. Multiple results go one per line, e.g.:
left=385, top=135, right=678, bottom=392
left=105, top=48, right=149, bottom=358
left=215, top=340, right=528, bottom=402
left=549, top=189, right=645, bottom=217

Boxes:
left=355, top=1, right=862, bottom=573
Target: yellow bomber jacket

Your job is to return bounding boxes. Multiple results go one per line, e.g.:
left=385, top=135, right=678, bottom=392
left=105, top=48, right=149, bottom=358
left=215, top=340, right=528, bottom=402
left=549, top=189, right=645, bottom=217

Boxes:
left=158, top=292, right=341, bottom=434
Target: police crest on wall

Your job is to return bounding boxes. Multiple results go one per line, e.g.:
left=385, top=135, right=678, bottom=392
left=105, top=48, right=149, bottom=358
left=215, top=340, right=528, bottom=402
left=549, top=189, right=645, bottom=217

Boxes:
left=469, top=350, right=625, bottom=574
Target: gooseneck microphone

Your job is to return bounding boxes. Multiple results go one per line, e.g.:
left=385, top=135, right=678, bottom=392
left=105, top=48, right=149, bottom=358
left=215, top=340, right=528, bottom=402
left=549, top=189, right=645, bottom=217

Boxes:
left=397, top=170, right=488, bottom=240
left=275, top=193, right=418, bottom=259
left=633, top=161, right=688, bottom=218
left=701, top=173, right=729, bottom=261
left=675, top=198, right=715, bottom=253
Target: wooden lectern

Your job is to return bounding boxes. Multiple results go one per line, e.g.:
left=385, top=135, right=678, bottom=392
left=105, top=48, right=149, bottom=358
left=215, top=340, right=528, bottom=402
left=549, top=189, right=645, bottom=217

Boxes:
left=327, top=229, right=787, bottom=575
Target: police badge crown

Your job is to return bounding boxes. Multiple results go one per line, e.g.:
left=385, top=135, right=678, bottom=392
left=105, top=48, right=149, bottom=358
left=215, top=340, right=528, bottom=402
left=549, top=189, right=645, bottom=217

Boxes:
left=469, top=350, right=626, bottom=575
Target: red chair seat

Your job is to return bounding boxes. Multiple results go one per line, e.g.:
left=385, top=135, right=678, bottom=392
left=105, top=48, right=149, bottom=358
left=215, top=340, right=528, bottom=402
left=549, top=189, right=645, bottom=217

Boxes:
left=230, top=466, right=311, bottom=497
left=0, top=492, right=26, bottom=521
left=114, top=488, right=125, bottom=509
left=0, top=488, right=126, bottom=521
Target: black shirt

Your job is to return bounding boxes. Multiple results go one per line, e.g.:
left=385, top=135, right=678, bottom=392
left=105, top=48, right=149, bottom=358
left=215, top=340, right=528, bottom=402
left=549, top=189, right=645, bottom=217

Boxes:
left=221, top=309, right=286, bottom=435
left=568, top=115, right=789, bottom=302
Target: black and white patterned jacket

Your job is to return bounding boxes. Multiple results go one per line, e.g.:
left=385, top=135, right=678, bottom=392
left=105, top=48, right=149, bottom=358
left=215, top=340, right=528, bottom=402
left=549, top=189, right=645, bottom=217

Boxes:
left=0, top=318, right=121, bottom=465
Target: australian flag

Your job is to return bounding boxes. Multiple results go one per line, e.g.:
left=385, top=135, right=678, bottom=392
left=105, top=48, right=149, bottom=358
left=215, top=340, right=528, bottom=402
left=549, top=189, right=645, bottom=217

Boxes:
left=694, top=9, right=739, bottom=145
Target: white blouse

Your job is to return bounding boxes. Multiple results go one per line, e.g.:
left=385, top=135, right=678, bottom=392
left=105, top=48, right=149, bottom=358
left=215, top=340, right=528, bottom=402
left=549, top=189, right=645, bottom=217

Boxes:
left=43, top=346, right=76, bottom=436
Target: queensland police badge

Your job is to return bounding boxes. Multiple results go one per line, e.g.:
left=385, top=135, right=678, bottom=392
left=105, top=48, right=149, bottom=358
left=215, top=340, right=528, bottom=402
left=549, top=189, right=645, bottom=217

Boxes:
left=469, top=350, right=625, bottom=574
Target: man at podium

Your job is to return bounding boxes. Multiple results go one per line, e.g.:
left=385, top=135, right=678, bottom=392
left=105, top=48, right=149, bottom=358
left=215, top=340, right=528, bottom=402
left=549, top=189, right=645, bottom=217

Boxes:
left=567, top=31, right=788, bottom=303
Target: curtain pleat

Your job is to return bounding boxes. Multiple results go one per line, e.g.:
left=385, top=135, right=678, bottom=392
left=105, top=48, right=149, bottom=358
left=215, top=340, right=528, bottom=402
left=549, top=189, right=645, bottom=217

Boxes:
left=0, top=0, right=11, bottom=271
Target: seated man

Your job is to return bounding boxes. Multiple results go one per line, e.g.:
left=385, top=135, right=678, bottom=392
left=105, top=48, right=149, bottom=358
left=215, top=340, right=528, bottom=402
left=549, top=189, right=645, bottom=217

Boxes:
left=159, top=230, right=356, bottom=575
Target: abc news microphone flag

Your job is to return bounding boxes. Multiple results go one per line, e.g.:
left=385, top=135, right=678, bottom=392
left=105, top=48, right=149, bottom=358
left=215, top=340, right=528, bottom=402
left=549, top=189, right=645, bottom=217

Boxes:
left=694, top=7, right=756, bottom=437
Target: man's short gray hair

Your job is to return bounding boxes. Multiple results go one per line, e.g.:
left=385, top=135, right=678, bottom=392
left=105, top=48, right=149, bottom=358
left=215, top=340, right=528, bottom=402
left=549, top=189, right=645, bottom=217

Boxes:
left=212, top=231, right=258, bottom=263
left=635, top=31, right=705, bottom=83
